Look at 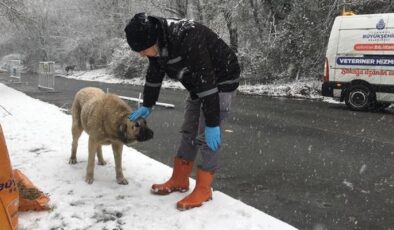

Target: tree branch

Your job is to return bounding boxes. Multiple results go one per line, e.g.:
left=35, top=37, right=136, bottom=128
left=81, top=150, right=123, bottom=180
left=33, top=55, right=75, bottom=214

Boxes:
left=0, top=0, right=36, bottom=24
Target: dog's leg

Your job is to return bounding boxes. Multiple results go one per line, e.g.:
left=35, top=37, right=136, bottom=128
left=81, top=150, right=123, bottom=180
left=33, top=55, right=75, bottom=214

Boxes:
left=69, top=123, right=83, bottom=164
left=86, top=137, right=98, bottom=184
left=97, top=145, right=106, bottom=165
left=112, top=143, right=128, bottom=185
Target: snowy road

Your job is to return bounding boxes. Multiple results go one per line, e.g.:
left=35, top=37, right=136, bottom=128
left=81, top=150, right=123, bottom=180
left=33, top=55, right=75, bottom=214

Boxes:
left=1, top=73, right=394, bottom=230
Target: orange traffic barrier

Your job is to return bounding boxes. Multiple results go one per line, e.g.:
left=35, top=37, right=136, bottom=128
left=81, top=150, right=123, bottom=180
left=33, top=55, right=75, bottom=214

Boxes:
left=13, top=169, right=50, bottom=212
left=0, top=124, right=19, bottom=230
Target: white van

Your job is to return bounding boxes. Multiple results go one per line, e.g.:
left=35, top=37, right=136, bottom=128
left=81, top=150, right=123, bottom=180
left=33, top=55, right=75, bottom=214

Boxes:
left=322, top=13, right=394, bottom=111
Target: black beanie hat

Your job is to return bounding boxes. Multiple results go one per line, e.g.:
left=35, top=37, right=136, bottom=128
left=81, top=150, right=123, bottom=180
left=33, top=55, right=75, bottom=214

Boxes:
left=124, top=13, right=158, bottom=52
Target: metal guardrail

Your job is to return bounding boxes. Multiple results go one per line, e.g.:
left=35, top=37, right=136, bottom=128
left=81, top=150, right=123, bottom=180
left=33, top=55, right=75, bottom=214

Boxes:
left=107, top=89, right=175, bottom=109
left=8, top=60, right=22, bottom=83
left=38, top=62, right=55, bottom=90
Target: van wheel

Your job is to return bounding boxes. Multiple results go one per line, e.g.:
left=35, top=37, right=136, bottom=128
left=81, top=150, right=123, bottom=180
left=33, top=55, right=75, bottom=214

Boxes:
left=345, top=84, right=375, bottom=111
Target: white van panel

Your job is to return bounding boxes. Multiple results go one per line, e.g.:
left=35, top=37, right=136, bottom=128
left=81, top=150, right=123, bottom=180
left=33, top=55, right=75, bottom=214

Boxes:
left=333, top=14, right=394, bottom=85
left=323, top=13, right=394, bottom=106
left=338, top=15, right=389, bottom=54
left=326, top=17, right=342, bottom=81
left=333, top=69, right=381, bottom=85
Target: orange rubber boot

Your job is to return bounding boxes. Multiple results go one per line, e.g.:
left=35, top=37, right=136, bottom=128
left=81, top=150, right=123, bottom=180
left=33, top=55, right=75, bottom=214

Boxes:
left=151, top=157, right=193, bottom=195
left=176, top=169, right=213, bottom=211
left=0, top=124, right=19, bottom=230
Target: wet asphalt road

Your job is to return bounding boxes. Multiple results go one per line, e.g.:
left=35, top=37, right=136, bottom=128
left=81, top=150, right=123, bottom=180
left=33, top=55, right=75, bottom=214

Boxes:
left=1, top=73, right=394, bottom=230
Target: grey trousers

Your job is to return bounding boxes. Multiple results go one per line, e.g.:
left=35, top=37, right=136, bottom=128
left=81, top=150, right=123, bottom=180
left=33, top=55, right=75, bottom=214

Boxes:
left=176, top=91, right=236, bottom=172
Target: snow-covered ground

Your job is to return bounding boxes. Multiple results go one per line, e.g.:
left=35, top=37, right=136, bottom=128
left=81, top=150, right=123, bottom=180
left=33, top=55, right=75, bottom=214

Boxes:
left=61, top=68, right=329, bottom=100
left=62, top=68, right=185, bottom=90
left=0, top=83, right=297, bottom=229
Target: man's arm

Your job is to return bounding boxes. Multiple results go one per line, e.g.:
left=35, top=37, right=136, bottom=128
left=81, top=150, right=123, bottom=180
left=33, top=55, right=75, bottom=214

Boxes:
left=143, top=57, right=165, bottom=107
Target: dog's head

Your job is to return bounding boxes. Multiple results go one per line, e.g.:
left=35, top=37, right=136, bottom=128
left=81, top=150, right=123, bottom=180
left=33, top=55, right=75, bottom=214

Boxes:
left=118, top=117, right=154, bottom=146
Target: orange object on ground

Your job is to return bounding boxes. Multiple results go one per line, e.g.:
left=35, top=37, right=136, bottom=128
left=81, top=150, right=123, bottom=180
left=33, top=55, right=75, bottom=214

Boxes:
left=13, top=169, right=50, bottom=212
left=151, top=157, right=194, bottom=195
left=0, top=124, right=19, bottom=230
left=177, top=169, right=214, bottom=211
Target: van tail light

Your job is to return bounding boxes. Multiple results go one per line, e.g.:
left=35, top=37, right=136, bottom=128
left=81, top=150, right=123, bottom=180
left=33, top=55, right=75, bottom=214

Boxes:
left=323, top=57, right=329, bottom=82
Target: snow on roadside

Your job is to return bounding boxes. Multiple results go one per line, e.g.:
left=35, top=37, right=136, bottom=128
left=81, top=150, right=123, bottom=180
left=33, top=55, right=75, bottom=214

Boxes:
left=60, top=69, right=185, bottom=90
left=0, top=83, right=297, bottom=230
left=59, top=69, right=324, bottom=100
left=238, top=80, right=322, bottom=99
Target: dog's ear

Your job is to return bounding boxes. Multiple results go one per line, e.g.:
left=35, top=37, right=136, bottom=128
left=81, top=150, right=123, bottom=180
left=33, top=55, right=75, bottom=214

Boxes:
left=118, top=123, right=128, bottom=142
left=119, top=123, right=125, bottom=132
left=119, top=122, right=127, bottom=134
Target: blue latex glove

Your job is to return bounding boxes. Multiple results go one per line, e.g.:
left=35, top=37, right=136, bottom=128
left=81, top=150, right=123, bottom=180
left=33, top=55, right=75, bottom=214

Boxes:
left=128, top=106, right=152, bottom=121
left=204, top=126, right=221, bottom=152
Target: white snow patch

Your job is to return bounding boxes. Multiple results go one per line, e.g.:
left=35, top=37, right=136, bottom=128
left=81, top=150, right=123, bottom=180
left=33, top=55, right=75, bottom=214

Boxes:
left=238, top=80, right=322, bottom=99
left=60, top=68, right=185, bottom=90
left=359, top=164, right=367, bottom=174
left=61, top=69, right=326, bottom=100
left=343, top=180, right=354, bottom=190
left=0, top=83, right=297, bottom=230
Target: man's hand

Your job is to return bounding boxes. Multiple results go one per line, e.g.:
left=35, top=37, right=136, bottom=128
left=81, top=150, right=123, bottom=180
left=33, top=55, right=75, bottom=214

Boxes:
left=204, top=126, right=221, bottom=152
left=128, top=106, right=152, bottom=121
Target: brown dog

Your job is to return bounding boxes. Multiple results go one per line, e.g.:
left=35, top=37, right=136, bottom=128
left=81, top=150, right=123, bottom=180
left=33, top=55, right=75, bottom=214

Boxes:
left=69, top=87, right=153, bottom=184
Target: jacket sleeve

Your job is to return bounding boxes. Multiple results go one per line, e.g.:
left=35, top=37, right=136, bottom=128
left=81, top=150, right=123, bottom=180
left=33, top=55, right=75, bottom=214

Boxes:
left=143, top=57, right=165, bottom=107
left=181, top=29, right=220, bottom=127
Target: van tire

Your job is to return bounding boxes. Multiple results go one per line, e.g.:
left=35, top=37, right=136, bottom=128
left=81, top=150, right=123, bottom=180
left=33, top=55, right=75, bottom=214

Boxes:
left=345, top=84, right=375, bottom=111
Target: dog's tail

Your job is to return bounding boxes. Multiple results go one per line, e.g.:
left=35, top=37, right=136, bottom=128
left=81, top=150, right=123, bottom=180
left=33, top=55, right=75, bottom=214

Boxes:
left=71, top=97, right=82, bottom=129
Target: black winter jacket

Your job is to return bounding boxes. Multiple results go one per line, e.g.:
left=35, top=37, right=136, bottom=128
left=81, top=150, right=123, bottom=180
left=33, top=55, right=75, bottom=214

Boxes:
left=142, top=16, right=241, bottom=127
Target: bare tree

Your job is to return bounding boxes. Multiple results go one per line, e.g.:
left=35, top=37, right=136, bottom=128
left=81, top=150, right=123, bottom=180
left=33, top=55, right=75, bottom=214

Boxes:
left=0, top=0, right=32, bottom=23
left=2, top=0, right=394, bottom=79
left=149, top=0, right=188, bottom=18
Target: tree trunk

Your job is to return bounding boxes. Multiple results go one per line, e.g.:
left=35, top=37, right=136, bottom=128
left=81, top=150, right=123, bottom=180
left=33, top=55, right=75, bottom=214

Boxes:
left=187, top=0, right=204, bottom=23
left=226, top=15, right=238, bottom=53
left=249, top=0, right=264, bottom=39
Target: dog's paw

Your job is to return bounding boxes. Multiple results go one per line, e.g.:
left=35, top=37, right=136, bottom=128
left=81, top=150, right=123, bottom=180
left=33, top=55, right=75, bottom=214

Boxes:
left=117, top=177, right=129, bottom=185
left=97, top=160, right=107, bottom=166
left=85, top=176, right=94, bottom=184
left=69, top=158, right=77, bottom=164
